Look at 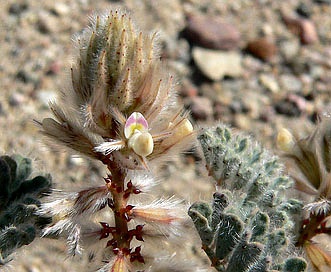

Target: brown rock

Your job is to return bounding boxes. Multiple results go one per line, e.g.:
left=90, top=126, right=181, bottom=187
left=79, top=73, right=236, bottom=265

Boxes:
left=283, top=15, right=319, bottom=45
left=180, top=80, right=198, bottom=98
left=192, top=47, right=243, bottom=81
left=246, top=37, right=277, bottom=61
left=190, top=96, right=213, bottom=121
left=184, top=14, right=241, bottom=50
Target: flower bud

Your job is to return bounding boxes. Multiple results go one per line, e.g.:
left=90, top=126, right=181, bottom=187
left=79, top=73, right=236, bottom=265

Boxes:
left=162, top=118, right=193, bottom=147
left=277, top=128, right=295, bottom=153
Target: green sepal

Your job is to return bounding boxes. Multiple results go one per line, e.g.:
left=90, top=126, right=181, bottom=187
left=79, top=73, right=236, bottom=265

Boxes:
left=226, top=238, right=263, bottom=272
left=211, top=192, right=229, bottom=230
left=282, top=257, right=307, bottom=272
left=0, top=225, right=36, bottom=259
left=0, top=158, right=11, bottom=209
left=215, top=213, right=243, bottom=260
left=251, top=211, right=269, bottom=241
left=188, top=202, right=213, bottom=246
left=266, top=229, right=287, bottom=258
left=10, top=175, right=51, bottom=201
left=13, top=155, right=32, bottom=188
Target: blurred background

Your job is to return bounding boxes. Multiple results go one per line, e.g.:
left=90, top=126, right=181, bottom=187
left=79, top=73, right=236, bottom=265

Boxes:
left=0, top=0, right=330, bottom=271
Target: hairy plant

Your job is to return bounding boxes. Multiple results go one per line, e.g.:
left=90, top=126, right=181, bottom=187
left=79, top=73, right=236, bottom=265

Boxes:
left=36, top=10, right=196, bottom=272
left=0, top=154, right=51, bottom=265
left=189, top=124, right=307, bottom=272
left=277, top=114, right=331, bottom=271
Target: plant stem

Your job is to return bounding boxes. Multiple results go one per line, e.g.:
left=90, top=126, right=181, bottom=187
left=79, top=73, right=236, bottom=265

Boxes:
left=107, top=162, right=130, bottom=249
left=297, top=213, right=327, bottom=246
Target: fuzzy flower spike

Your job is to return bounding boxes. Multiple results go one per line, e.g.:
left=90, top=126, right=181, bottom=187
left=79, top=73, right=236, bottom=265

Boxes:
left=277, top=115, right=331, bottom=270
left=38, top=10, right=197, bottom=272
left=38, top=11, right=194, bottom=170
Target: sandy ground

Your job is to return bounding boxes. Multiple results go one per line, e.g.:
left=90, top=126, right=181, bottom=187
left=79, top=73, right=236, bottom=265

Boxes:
left=1, top=0, right=331, bottom=271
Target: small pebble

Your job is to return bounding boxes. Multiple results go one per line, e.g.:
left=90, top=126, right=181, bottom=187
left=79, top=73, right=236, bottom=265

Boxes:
left=9, top=93, right=26, bottom=107
left=68, top=156, right=85, bottom=167
left=279, top=40, right=300, bottom=61
left=283, top=15, right=319, bottom=45
left=314, top=0, right=331, bottom=4
left=46, top=61, right=61, bottom=76
left=233, top=114, right=251, bottom=130
left=274, top=94, right=306, bottom=117
left=192, top=47, right=242, bottom=81
left=184, top=13, right=241, bottom=50
left=8, top=2, right=28, bottom=15
left=51, top=3, right=70, bottom=16
left=16, top=70, right=31, bottom=83
left=229, top=100, right=245, bottom=114
left=279, top=74, right=303, bottom=93
left=246, top=37, right=277, bottom=62
left=190, top=96, right=213, bottom=120
left=259, top=74, right=280, bottom=93
left=296, top=3, right=312, bottom=18
left=0, top=102, right=5, bottom=116
left=259, top=106, right=276, bottom=122
left=286, top=57, right=309, bottom=75
left=37, top=12, right=59, bottom=34
left=180, top=80, right=198, bottom=98
left=288, top=93, right=307, bottom=112
left=37, top=89, right=57, bottom=107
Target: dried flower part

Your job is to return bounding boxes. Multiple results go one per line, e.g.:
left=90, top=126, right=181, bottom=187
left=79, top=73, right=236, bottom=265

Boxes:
left=278, top=115, right=331, bottom=269
left=304, top=241, right=331, bottom=272
left=304, top=199, right=331, bottom=216
left=132, top=207, right=179, bottom=224
left=277, top=128, right=295, bottom=153
left=278, top=115, right=331, bottom=200
left=39, top=186, right=111, bottom=237
left=111, top=254, right=129, bottom=272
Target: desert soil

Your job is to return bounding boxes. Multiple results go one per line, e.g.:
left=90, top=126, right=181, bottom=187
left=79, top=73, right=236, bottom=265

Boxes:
left=0, top=0, right=331, bottom=271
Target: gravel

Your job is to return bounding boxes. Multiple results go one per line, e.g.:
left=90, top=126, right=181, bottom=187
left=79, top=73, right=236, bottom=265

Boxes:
left=1, top=0, right=331, bottom=271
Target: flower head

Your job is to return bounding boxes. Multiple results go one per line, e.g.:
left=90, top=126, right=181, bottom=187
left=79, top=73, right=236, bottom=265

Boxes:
left=38, top=11, right=194, bottom=169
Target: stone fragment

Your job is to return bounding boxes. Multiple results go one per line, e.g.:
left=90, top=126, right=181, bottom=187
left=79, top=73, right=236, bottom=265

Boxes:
left=180, top=80, right=198, bottom=98
left=37, top=89, right=57, bottom=107
left=37, top=12, right=59, bottom=34
left=274, top=94, right=307, bottom=117
left=190, top=96, right=213, bottom=121
left=280, top=74, right=303, bottom=93
left=192, top=47, right=242, bottom=81
left=52, top=3, right=70, bottom=16
left=279, top=40, right=300, bottom=61
left=184, top=14, right=240, bottom=50
left=314, top=0, right=331, bottom=4
left=283, top=15, right=319, bottom=45
left=246, top=38, right=277, bottom=62
left=296, top=3, right=312, bottom=18
left=8, top=3, right=28, bottom=15
left=259, top=74, right=280, bottom=93
left=9, top=93, right=26, bottom=107
left=46, top=61, right=61, bottom=76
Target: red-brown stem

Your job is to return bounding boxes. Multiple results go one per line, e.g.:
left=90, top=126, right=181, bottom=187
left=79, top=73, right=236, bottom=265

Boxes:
left=296, top=213, right=328, bottom=246
left=107, top=160, right=130, bottom=249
